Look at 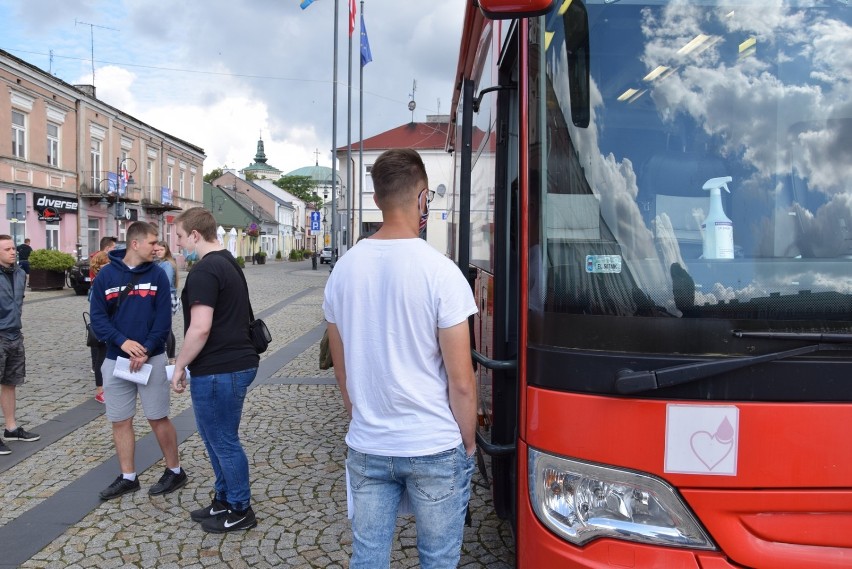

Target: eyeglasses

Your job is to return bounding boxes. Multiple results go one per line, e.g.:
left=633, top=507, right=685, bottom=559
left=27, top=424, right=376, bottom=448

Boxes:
left=420, top=188, right=435, bottom=204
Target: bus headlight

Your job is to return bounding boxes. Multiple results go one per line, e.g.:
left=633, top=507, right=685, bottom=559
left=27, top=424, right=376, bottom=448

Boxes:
left=529, top=448, right=716, bottom=549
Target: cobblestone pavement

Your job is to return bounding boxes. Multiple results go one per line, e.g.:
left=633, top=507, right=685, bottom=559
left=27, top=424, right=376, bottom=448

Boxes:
left=1, top=259, right=514, bottom=568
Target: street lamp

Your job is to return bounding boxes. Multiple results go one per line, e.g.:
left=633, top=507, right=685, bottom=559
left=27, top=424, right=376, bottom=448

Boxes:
left=245, top=217, right=260, bottom=264
left=117, top=157, right=137, bottom=191
left=96, top=157, right=137, bottom=234
left=322, top=187, right=329, bottom=250
left=323, top=174, right=344, bottom=260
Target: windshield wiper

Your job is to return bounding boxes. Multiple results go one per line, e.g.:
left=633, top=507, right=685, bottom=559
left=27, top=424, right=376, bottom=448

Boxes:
left=615, top=330, right=852, bottom=394
left=732, top=330, right=852, bottom=343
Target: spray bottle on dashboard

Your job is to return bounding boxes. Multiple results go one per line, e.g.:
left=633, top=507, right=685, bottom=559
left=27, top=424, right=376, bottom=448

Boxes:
left=701, top=176, right=735, bottom=260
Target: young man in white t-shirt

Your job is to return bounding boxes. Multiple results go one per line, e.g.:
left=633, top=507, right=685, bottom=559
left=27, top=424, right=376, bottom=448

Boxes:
left=323, top=148, right=478, bottom=568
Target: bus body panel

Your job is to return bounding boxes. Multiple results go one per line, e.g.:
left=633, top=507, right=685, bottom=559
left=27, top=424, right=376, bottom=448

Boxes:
left=525, top=388, right=852, bottom=566
left=682, top=489, right=852, bottom=568
left=525, top=388, right=852, bottom=489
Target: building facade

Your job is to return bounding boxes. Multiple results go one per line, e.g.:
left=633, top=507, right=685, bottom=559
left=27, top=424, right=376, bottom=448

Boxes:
left=209, top=171, right=283, bottom=258
left=281, top=163, right=338, bottom=253
left=335, top=116, right=454, bottom=254
left=0, top=49, right=204, bottom=259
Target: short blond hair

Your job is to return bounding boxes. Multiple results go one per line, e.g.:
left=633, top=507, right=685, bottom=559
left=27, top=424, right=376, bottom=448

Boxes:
left=175, top=207, right=217, bottom=241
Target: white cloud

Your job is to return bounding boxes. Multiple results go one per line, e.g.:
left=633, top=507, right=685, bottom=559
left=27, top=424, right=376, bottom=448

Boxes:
left=76, top=65, right=138, bottom=112
left=1, top=0, right=465, bottom=174
left=641, top=2, right=852, bottom=194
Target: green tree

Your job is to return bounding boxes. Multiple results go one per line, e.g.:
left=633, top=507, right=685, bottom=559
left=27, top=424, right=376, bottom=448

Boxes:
left=203, top=168, right=223, bottom=183
left=274, top=175, right=323, bottom=207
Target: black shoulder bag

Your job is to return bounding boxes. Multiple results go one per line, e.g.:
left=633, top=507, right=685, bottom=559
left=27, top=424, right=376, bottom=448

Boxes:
left=223, top=253, right=272, bottom=354
left=83, top=276, right=138, bottom=347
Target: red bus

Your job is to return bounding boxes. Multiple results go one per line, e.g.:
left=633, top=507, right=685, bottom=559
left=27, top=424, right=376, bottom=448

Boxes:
left=447, top=1, right=852, bottom=567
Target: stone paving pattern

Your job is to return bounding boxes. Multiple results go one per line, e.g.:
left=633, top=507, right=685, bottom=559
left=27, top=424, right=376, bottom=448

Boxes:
left=4, top=261, right=514, bottom=568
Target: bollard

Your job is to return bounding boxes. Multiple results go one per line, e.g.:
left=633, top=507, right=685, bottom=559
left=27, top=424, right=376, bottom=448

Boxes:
left=312, top=253, right=318, bottom=270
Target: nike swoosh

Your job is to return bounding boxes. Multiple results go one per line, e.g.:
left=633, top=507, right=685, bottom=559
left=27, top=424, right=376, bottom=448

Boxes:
left=210, top=508, right=227, bottom=515
left=224, top=516, right=247, bottom=528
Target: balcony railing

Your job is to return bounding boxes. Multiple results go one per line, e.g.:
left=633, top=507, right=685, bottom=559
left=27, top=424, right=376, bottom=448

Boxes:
left=79, top=171, right=139, bottom=204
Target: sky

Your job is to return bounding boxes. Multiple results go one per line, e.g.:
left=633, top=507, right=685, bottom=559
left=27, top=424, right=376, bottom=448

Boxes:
left=0, top=0, right=466, bottom=175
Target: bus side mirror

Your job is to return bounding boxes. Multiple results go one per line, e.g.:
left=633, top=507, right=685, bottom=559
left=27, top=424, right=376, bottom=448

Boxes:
left=564, top=0, right=591, bottom=128
left=479, top=0, right=556, bottom=19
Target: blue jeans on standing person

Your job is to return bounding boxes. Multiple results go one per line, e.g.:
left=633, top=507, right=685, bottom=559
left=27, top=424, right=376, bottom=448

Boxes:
left=190, top=368, right=258, bottom=511
left=346, top=443, right=475, bottom=569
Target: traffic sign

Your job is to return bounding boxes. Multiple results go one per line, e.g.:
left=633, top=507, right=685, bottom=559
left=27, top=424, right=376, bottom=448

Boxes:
left=6, top=193, right=25, bottom=220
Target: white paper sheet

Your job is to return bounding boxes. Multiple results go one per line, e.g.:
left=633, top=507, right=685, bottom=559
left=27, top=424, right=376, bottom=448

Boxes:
left=114, top=356, right=152, bottom=385
left=165, top=365, right=191, bottom=382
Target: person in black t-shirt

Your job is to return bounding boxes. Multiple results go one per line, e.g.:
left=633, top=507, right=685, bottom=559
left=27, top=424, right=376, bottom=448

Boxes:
left=172, top=207, right=259, bottom=533
left=16, top=239, right=32, bottom=276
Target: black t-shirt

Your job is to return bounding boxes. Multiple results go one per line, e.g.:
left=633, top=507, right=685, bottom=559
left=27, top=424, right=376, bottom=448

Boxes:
left=16, top=244, right=32, bottom=261
left=182, top=250, right=259, bottom=375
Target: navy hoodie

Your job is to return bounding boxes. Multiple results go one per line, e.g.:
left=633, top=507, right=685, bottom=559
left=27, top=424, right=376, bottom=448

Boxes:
left=89, top=248, right=171, bottom=360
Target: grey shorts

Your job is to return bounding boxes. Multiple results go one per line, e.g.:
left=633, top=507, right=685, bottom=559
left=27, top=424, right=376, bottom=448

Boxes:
left=0, top=334, right=25, bottom=386
left=102, top=353, right=170, bottom=422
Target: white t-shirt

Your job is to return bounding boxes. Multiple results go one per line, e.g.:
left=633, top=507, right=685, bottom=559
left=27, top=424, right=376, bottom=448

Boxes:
left=323, top=238, right=478, bottom=457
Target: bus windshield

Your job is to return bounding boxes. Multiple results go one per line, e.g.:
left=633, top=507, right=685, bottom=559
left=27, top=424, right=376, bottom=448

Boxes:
left=529, top=0, right=852, bottom=348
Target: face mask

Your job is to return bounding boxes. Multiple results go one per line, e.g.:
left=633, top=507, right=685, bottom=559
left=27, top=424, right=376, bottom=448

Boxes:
left=419, top=191, right=430, bottom=234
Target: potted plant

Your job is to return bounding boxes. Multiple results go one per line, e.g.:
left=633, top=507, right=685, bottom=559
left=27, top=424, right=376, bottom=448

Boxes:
left=29, top=249, right=76, bottom=290
left=254, top=250, right=267, bottom=265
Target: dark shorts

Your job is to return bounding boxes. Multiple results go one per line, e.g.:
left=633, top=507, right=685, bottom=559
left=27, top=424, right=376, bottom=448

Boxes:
left=0, top=335, right=26, bottom=386
left=18, top=261, right=30, bottom=275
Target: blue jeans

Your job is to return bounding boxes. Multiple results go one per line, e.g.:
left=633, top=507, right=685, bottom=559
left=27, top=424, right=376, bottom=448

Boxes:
left=346, top=443, right=475, bottom=569
left=190, top=368, right=257, bottom=511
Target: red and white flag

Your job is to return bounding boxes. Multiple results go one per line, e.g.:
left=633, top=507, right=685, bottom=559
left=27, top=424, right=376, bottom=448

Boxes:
left=349, top=0, right=356, bottom=36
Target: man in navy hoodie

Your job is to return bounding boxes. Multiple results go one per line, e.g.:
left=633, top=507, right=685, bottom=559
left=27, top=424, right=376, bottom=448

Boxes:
left=90, top=221, right=187, bottom=499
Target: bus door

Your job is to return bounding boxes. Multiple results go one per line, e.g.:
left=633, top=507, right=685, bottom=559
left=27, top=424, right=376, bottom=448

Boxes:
left=463, top=20, right=523, bottom=523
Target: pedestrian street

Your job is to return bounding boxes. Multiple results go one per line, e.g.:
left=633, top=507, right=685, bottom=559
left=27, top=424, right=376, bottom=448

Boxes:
left=0, top=259, right=513, bottom=568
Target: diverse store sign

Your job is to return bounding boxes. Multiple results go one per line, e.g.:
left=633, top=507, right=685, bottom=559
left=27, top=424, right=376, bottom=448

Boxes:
left=34, top=192, right=79, bottom=222
left=34, top=192, right=78, bottom=213
left=37, top=206, right=61, bottom=222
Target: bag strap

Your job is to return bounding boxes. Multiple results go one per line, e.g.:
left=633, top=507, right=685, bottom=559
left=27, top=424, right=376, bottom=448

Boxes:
left=109, top=273, right=141, bottom=320
left=218, top=251, right=257, bottom=322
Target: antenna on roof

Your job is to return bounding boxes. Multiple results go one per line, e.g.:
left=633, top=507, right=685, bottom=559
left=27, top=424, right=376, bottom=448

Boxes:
left=75, top=19, right=119, bottom=86
left=408, top=79, right=417, bottom=123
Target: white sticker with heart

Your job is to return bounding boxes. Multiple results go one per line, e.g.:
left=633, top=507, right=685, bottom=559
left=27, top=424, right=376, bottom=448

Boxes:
left=664, top=404, right=739, bottom=476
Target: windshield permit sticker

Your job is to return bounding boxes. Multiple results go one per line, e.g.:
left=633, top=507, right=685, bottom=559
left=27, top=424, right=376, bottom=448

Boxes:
left=585, top=255, right=622, bottom=274
left=664, top=404, right=739, bottom=476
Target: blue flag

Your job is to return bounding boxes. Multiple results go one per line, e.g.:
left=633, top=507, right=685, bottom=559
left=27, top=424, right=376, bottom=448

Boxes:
left=300, top=0, right=316, bottom=9
left=360, top=13, right=372, bottom=66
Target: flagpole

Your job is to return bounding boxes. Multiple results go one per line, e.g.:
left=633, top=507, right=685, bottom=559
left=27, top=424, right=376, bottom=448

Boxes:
left=331, top=0, right=339, bottom=263
left=358, top=0, right=365, bottom=240
left=346, top=0, right=354, bottom=247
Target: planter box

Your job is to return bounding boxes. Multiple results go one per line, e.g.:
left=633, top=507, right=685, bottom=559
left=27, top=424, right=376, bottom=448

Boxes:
left=29, top=268, right=66, bottom=291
